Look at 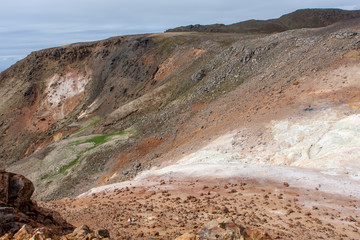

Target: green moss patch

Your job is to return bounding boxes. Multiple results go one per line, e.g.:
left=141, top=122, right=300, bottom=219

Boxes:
left=41, top=158, right=79, bottom=180
left=41, top=129, right=134, bottom=180
left=71, top=129, right=133, bottom=150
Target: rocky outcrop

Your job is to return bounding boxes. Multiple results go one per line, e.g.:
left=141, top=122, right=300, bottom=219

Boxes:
left=0, top=169, right=112, bottom=239
left=64, top=225, right=110, bottom=240
left=176, top=218, right=272, bottom=240
left=0, top=224, right=110, bottom=240
left=0, top=168, right=34, bottom=210
left=0, top=169, right=73, bottom=237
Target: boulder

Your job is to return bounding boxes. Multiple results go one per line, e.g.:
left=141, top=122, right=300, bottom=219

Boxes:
left=0, top=168, right=34, bottom=209
left=0, top=169, right=36, bottom=236
left=65, top=225, right=111, bottom=240
left=12, top=225, right=32, bottom=240
left=192, top=69, right=205, bottom=82
left=197, top=218, right=244, bottom=239
left=96, top=229, right=110, bottom=238
left=175, top=232, right=199, bottom=240
left=0, top=207, right=20, bottom=236
left=0, top=169, right=74, bottom=238
left=177, top=218, right=272, bottom=240
left=1, top=224, right=111, bottom=240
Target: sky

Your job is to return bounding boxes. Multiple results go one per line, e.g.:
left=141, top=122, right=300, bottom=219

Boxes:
left=1, top=0, right=359, bottom=72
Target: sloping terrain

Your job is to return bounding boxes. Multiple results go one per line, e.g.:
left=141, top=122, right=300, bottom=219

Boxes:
left=0, top=9, right=360, bottom=239
left=1, top=31, right=249, bottom=200
left=167, top=9, right=360, bottom=33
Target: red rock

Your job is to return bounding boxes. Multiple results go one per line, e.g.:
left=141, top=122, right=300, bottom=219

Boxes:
left=243, top=227, right=272, bottom=240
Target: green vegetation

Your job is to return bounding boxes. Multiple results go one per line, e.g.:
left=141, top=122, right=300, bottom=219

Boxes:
left=71, top=129, right=133, bottom=150
left=41, top=129, right=134, bottom=180
left=41, top=158, right=79, bottom=180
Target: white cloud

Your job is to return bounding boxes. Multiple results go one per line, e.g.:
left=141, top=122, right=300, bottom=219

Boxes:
left=0, top=55, right=26, bottom=61
left=337, top=5, right=360, bottom=10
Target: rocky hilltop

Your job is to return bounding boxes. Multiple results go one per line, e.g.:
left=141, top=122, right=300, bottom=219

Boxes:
left=167, top=9, right=360, bottom=33
left=0, top=9, right=360, bottom=239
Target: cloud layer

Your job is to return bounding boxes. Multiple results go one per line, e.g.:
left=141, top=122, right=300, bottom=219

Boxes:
left=1, top=0, right=359, bottom=72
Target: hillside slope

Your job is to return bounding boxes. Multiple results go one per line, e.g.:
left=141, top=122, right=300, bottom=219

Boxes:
left=1, top=14, right=360, bottom=202
left=167, top=8, right=360, bottom=33
left=1, top=9, right=360, bottom=240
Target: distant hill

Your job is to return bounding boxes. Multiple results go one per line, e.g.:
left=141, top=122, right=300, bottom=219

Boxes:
left=166, top=8, right=360, bottom=33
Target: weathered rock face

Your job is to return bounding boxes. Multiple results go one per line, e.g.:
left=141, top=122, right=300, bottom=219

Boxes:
left=0, top=169, right=73, bottom=237
left=0, top=168, right=34, bottom=210
left=0, top=224, right=111, bottom=240
left=64, top=225, right=110, bottom=240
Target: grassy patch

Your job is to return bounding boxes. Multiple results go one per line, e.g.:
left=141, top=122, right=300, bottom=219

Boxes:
left=71, top=129, right=133, bottom=150
left=41, top=158, right=79, bottom=180
left=41, top=129, right=134, bottom=180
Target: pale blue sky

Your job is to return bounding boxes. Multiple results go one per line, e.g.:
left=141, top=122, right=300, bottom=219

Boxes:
left=1, top=0, right=359, bottom=72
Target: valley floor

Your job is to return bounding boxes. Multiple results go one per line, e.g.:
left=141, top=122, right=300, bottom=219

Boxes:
left=41, top=163, right=360, bottom=239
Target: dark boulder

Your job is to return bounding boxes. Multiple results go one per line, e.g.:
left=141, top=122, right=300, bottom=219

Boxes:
left=0, top=168, right=34, bottom=210
left=0, top=169, right=74, bottom=237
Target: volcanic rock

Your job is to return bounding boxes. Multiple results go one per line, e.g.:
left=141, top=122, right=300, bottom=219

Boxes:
left=0, top=168, right=34, bottom=210
left=177, top=218, right=272, bottom=240
left=0, top=169, right=73, bottom=237
left=65, top=225, right=111, bottom=240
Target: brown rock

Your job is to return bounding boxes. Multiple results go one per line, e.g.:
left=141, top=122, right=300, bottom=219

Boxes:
left=243, top=227, right=272, bottom=240
left=0, top=233, right=12, bottom=240
left=175, top=232, right=199, bottom=240
left=65, top=225, right=111, bottom=240
left=0, top=170, right=34, bottom=209
left=0, top=207, right=20, bottom=236
left=179, top=218, right=272, bottom=240
left=0, top=170, right=74, bottom=238
left=96, top=229, right=110, bottom=238
left=68, top=225, right=91, bottom=238
left=197, top=218, right=244, bottom=239
left=31, top=227, right=52, bottom=240
left=12, top=225, right=32, bottom=239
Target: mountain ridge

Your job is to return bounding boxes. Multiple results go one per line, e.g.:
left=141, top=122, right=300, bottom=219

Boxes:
left=166, top=8, right=360, bottom=33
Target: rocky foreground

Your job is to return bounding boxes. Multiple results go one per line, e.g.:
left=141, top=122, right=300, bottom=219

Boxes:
left=0, top=169, right=111, bottom=239
left=1, top=169, right=277, bottom=239
left=41, top=166, right=360, bottom=239
left=1, top=169, right=359, bottom=239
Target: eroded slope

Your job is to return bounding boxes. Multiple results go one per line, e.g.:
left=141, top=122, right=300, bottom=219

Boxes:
left=1, top=17, right=360, bottom=202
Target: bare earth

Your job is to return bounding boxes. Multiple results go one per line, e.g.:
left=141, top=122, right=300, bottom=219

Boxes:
left=41, top=164, right=360, bottom=239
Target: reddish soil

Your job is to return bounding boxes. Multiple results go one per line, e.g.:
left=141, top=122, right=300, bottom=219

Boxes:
left=101, top=138, right=164, bottom=184
left=41, top=175, right=360, bottom=239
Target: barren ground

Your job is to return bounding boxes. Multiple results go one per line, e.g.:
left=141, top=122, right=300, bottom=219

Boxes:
left=41, top=164, right=360, bottom=239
